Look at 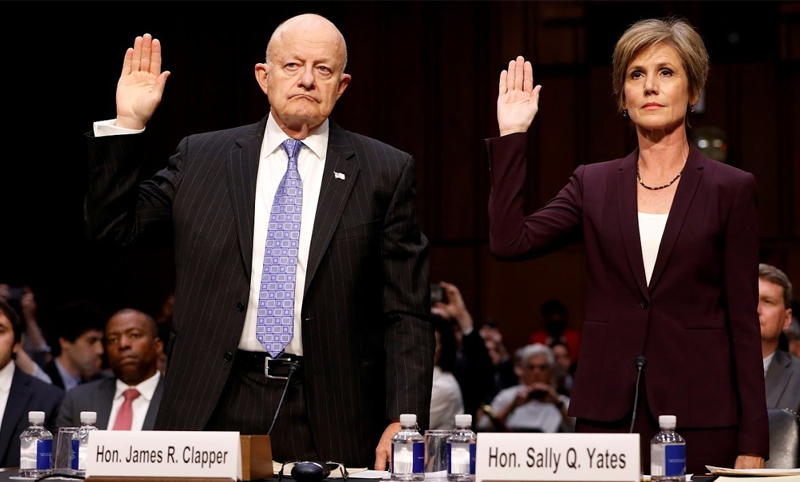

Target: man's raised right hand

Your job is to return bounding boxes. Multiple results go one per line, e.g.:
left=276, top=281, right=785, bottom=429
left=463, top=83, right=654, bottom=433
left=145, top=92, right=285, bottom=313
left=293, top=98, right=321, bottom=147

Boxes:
left=116, top=33, right=170, bottom=130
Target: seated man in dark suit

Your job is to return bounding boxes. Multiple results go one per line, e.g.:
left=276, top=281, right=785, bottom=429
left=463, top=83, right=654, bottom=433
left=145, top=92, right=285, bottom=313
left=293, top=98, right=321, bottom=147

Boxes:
left=0, top=299, right=63, bottom=468
left=57, top=309, right=163, bottom=430
left=759, top=264, right=800, bottom=413
left=42, top=300, right=106, bottom=391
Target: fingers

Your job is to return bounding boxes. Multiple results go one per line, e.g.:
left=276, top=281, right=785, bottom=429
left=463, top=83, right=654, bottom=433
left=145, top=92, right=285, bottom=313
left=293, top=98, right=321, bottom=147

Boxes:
left=131, top=35, right=143, bottom=73
left=141, top=33, right=153, bottom=74
left=500, top=56, right=539, bottom=96
left=523, top=60, right=534, bottom=93
left=151, top=38, right=163, bottom=75
left=124, top=33, right=162, bottom=76
left=513, top=55, right=524, bottom=92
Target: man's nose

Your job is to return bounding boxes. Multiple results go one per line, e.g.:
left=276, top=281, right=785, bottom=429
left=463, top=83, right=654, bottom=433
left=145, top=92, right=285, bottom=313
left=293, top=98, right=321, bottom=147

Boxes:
left=299, top=66, right=315, bottom=88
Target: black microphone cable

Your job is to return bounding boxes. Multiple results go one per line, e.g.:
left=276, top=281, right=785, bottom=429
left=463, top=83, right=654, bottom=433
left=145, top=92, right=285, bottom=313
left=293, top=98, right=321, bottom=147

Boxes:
left=629, top=355, right=647, bottom=434
left=268, top=360, right=302, bottom=436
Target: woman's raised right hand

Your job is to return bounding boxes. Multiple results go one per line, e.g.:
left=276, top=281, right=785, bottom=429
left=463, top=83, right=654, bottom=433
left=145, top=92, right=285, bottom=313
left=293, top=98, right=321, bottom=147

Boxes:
left=497, top=56, right=541, bottom=136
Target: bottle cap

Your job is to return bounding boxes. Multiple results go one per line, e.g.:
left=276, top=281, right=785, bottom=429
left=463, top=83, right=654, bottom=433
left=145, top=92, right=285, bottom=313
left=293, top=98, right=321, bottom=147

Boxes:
left=80, top=411, right=97, bottom=424
left=455, top=414, right=472, bottom=426
left=28, top=411, right=45, bottom=424
left=658, top=415, right=677, bottom=428
left=399, top=414, right=417, bottom=426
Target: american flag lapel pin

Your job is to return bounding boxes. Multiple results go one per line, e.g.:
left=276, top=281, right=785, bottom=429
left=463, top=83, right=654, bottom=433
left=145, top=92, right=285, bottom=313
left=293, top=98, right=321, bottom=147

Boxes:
left=334, top=171, right=346, bottom=180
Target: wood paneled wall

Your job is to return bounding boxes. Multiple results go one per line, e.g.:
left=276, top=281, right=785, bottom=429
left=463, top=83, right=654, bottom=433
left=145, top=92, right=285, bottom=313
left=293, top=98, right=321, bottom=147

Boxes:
left=2, top=1, right=798, bottom=352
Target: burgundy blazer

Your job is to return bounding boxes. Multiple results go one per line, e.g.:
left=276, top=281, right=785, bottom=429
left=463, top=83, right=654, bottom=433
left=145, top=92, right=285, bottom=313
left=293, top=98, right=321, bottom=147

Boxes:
left=486, top=133, right=768, bottom=458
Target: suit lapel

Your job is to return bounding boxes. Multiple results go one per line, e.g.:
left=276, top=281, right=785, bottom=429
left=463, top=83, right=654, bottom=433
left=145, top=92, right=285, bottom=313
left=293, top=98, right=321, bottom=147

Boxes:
left=766, top=350, right=791, bottom=407
left=0, top=369, right=31, bottom=462
left=616, top=150, right=650, bottom=299
left=97, top=378, right=117, bottom=430
left=304, top=122, right=359, bottom=295
left=648, top=148, right=704, bottom=291
left=226, top=117, right=269, bottom=280
left=143, top=375, right=164, bottom=430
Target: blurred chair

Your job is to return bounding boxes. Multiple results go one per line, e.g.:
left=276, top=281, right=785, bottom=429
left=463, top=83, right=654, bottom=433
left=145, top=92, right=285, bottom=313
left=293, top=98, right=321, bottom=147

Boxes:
left=766, top=408, right=800, bottom=468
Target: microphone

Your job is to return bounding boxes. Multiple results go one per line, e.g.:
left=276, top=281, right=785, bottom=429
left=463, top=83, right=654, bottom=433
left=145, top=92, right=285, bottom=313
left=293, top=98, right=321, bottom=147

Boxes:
left=629, top=355, right=647, bottom=433
left=267, top=360, right=301, bottom=436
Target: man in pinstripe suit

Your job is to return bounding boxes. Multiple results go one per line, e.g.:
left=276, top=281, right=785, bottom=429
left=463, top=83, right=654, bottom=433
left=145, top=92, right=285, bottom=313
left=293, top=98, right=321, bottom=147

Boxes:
left=85, top=14, right=435, bottom=469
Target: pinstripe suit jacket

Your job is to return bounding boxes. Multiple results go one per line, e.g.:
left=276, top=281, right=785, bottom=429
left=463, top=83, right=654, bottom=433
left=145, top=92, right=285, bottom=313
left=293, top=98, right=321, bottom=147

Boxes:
left=85, top=116, right=435, bottom=466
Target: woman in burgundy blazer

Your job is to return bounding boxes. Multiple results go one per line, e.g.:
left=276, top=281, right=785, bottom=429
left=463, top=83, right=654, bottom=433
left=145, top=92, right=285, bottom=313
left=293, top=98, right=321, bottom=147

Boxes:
left=487, top=18, right=768, bottom=473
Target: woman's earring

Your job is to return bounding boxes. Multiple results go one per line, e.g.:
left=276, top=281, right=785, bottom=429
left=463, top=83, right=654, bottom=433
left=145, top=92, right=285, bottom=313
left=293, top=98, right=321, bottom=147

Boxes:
left=622, top=109, right=628, bottom=119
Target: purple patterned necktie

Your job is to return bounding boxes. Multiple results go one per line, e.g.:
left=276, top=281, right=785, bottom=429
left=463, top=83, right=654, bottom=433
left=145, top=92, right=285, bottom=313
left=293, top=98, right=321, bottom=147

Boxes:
left=256, top=138, right=304, bottom=357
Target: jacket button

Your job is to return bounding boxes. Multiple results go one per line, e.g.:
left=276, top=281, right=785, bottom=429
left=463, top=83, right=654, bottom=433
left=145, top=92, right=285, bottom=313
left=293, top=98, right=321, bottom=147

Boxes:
left=640, top=300, right=649, bottom=309
left=236, top=302, right=246, bottom=312
left=223, top=351, right=233, bottom=362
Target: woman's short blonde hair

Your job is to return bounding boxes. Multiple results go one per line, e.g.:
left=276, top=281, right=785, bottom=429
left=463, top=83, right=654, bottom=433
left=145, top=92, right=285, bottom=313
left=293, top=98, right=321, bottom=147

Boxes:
left=612, top=17, right=709, bottom=115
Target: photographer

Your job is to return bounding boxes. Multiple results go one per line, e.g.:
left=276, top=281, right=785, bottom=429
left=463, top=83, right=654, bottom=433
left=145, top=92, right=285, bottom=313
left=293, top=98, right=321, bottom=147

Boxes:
left=431, top=281, right=496, bottom=419
left=476, top=343, right=574, bottom=433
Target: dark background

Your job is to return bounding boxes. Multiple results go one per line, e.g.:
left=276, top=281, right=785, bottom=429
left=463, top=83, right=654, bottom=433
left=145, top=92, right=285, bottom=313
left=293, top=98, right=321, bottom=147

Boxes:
left=1, top=1, right=798, bottom=354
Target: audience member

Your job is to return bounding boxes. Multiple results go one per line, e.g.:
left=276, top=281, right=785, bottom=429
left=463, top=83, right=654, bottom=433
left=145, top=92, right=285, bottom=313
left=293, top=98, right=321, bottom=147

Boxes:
left=477, top=343, right=573, bottom=433
left=758, top=264, right=800, bottom=413
left=57, top=309, right=163, bottom=430
left=432, top=281, right=496, bottom=420
left=479, top=320, right=517, bottom=395
left=550, top=341, right=574, bottom=396
left=528, top=299, right=580, bottom=364
left=429, top=317, right=464, bottom=430
left=785, top=313, right=800, bottom=361
left=0, top=299, right=63, bottom=467
left=42, top=300, right=107, bottom=391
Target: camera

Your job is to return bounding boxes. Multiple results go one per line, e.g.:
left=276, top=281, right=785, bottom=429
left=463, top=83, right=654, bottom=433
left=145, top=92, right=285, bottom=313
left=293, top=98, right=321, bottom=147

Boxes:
left=6, top=287, right=26, bottom=301
left=430, top=284, right=445, bottom=305
left=529, top=389, right=547, bottom=400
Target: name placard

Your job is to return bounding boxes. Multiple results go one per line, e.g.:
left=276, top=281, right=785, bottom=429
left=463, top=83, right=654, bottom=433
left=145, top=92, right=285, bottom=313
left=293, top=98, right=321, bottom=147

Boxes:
left=476, top=433, right=640, bottom=482
left=86, top=430, right=241, bottom=480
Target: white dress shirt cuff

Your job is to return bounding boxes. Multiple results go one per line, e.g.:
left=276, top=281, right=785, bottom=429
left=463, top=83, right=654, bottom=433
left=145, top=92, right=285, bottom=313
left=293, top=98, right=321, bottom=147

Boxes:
left=94, top=119, right=145, bottom=137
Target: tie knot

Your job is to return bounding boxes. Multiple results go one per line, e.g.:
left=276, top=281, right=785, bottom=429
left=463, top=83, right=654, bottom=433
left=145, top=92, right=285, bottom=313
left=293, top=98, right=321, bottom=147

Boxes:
left=123, top=388, right=141, bottom=402
left=282, top=138, right=304, bottom=164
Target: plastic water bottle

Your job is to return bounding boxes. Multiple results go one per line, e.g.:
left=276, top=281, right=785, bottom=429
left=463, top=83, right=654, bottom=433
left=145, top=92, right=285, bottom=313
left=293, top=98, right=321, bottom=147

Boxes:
left=391, top=414, right=424, bottom=481
left=19, top=411, right=53, bottom=478
left=73, top=411, right=99, bottom=475
left=651, top=415, right=686, bottom=481
left=447, top=414, right=476, bottom=481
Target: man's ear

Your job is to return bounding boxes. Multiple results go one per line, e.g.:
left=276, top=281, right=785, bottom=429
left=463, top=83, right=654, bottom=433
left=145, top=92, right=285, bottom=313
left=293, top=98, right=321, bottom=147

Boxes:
left=783, top=308, right=794, bottom=332
left=336, top=73, right=351, bottom=99
left=255, top=63, right=269, bottom=95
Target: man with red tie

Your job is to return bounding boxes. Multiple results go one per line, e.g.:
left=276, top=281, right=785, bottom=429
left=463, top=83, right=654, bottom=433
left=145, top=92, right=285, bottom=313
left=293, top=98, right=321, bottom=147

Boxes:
left=56, top=309, right=164, bottom=430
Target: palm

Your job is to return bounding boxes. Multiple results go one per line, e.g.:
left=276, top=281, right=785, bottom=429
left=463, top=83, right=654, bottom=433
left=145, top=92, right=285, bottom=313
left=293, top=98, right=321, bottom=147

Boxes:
left=497, top=56, right=541, bottom=136
left=115, top=33, right=170, bottom=129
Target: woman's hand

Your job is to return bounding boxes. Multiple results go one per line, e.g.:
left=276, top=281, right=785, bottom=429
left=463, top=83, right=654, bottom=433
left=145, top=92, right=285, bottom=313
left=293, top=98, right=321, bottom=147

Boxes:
left=734, top=454, right=765, bottom=469
left=497, top=56, right=541, bottom=136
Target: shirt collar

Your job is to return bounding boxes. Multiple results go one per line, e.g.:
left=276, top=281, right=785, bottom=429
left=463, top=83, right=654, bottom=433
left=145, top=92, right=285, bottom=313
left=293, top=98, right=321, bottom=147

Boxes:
left=114, top=371, right=161, bottom=402
left=0, top=361, right=15, bottom=393
left=763, top=350, right=776, bottom=376
left=264, top=111, right=328, bottom=161
left=55, top=358, right=82, bottom=389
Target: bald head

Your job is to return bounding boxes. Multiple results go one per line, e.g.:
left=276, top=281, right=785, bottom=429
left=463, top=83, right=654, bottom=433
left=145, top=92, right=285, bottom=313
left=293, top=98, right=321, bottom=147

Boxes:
left=255, top=13, right=352, bottom=138
left=266, top=14, right=348, bottom=72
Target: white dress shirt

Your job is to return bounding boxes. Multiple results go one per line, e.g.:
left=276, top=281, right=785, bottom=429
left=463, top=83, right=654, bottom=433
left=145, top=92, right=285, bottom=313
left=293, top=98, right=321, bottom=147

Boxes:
left=108, top=371, right=161, bottom=431
left=238, top=114, right=327, bottom=356
left=763, top=350, right=776, bottom=377
left=93, top=112, right=328, bottom=356
left=638, top=212, right=669, bottom=286
left=0, top=361, right=15, bottom=435
left=429, top=366, right=464, bottom=430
